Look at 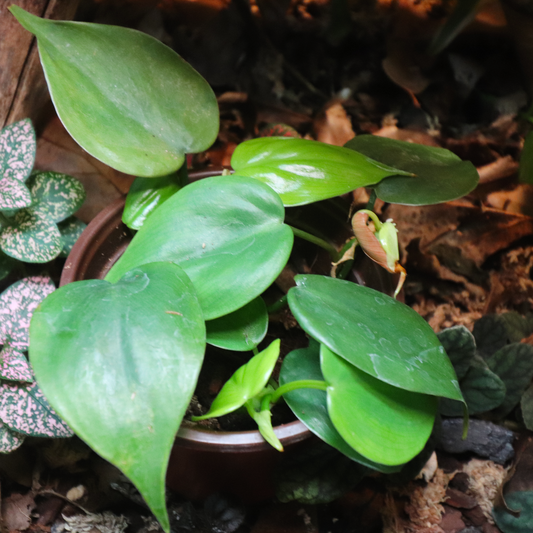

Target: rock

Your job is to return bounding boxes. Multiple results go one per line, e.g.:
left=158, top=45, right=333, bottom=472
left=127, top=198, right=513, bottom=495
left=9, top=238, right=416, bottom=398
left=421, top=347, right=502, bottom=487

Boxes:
left=437, top=418, right=515, bottom=464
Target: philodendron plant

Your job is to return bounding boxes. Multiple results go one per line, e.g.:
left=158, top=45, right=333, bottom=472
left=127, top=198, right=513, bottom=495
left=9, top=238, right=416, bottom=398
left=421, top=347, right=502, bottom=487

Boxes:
left=9, top=5, right=479, bottom=531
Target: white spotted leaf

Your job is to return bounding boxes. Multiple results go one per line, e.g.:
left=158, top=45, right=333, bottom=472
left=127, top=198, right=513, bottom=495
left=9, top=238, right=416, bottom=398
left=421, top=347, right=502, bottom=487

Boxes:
left=0, top=346, right=33, bottom=383
left=0, top=381, right=73, bottom=437
left=0, top=423, right=25, bottom=453
left=0, top=276, right=55, bottom=351
left=58, top=217, right=86, bottom=258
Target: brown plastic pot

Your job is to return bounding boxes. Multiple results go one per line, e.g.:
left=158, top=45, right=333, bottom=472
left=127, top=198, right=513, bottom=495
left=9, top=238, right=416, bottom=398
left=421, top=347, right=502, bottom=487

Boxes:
left=60, top=170, right=311, bottom=502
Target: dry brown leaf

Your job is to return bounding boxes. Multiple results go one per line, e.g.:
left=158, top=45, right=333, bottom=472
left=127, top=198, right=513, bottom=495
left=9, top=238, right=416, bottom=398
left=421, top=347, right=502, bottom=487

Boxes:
left=313, top=102, right=355, bottom=146
left=35, top=116, right=134, bottom=223
left=372, top=125, right=440, bottom=146
left=486, top=183, right=533, bottom=216
left=2, top=492, right=36, bottom=531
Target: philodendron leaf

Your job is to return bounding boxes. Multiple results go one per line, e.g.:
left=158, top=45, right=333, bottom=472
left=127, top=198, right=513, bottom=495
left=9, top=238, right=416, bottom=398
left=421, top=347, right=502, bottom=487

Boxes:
left=0, top=347, right=33, bottom=383
left=30, top=262, right=206, bottom=531
left=493, top=491, right=533, bottom=533
left=10, top=7, right=219, bottom=177
left=0, top=424, right=25, bottom=453
left=279, top=342, right=401, bottom=473
left=321, top=345, right=438, bottom=465
left=345, top=136, right=479, bottom=205
left=107, top=176, right=293, bottom=320
left=287, top=275, right=462, bottom=401
left=440, top=355, right=506, bottom=416
left=231, top=137, right=408, bottom=206
left=0, top=119, right=35, bottom=210
left=206, top=297, right=268, bottom=351
left=0, top=276, right=55, bottom=351
left=245, top=401, right=282, bottom=452
left=437, top=325, right=476, bottom=380
left=58, top=217, right=87, bottom=258
left=0, top=382, right=72, bottom=438
left=123, top=168, right=187, bottom=231
left=488, top=343, right=533, bottom=418
left=192, top=340, right=280, bottom=420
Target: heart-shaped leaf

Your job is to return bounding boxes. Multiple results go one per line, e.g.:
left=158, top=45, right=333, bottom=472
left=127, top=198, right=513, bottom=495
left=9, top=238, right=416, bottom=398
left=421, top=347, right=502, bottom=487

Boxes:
left=437, top=325, right=476, bottom=380
left=321, top=345, right=437, bottom=465
left=192, top=340, right=280, bottom=420
left=123, top=169, right=187, bottom=231
left=0, top=347, right=33, bottom=383
left=0, top=381, right=73, bottom=438
left=493, top=491, right=533, bottom=533
left=0, top=424, right=25, bottom=453
left=28, top=172, right=85, bottom=222
left=58, top=217, right=87, bottom=258
left=345, top=136, right=479, bottom=205
left=206, top=297, right=268, bottom=351
left=0, top=276, right=55, bottom=351
left=231, top=137, right=408, bottom=206
left=29, top=262, right=205, bottom=531
left=0, top=119, right=35, bottom=200
left=10, top=7, right=219, bottom=177
left=279, top=342, right=401, bottom=473
left=488, top=343, right=533, bottom=418
left=107, top=176, right=294, bottom=320
left=288, top=275, right=462, bottom=400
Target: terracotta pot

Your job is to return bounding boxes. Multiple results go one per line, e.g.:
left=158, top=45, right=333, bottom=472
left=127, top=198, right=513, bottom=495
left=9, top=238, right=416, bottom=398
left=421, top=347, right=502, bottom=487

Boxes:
left=60, top=170, right=311, bottom=502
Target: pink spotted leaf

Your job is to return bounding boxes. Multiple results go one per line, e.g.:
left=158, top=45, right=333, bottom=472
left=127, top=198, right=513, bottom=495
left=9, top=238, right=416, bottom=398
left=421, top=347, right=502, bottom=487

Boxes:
left=0, top=276, right=55, bottom=350
left=0, top=178, right=32, bottom=210
left=0, top=346, right=33, bottom=383
left=0, top=382, right=73, bottom=437
left=58, top=217, right=86, bottom=258
left=0, top=423, right=25, bottom=453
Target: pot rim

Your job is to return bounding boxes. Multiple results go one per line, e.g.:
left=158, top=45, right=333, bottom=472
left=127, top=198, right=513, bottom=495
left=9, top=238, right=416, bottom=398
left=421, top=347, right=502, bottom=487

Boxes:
left=61, top=167, right=311, bottom=451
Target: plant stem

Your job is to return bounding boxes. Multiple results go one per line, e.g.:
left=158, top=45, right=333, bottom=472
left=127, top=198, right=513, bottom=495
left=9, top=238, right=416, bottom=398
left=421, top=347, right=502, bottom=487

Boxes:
left=366, top=189, right=377, bottom=211
left=289, top=225, right=341, bottom=262
left=266, top=295, right=288, bottom=314
left=270, top=380, right=328, bottom=404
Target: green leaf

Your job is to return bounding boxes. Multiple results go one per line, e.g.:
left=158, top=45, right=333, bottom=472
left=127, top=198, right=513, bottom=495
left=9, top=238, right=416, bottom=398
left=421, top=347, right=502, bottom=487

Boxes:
left=0, top=381, right=73, bottom=438
left=0, top=210, right=63, bottom=262
left=473, top=314, right=514, bottom=359
left=0, top=424, right=25, bottom=453
left=279, top=342, right=401, bottom=473
left=287, top=275, right=462, bottom=401
left=520, top=131, right=533, bottom=184
left=58, top=217, right=87, bottom=258
left=493, top=491, right=533, bottom=533
left=0, top=119, right=35, bottom=211
left=440, top=356, right=506, bottom=416
left=520, top=382, right=533, bottom=431
left=123, top=169, right=186, bottom=231
left=192, top=340, right=280, bottom=420
left=245, top=400, right=283, bottom=451
left=28, top=172, right=85, bottom=223
left=428, top=0, right=482, bottom=55
left=0, top=250, right=15, bottom=281
left=107, top=176, right=294, bottom=320
left=0, top=276, right=55, bottom=351
left=488, top=343, right=533, bottom=418
left=437, top=325, right=476, bottom=380
left=345, top=136, right=479, bottom=205
left=0, top=347, right=33, bottom=383
left=231, top=137, right=407, bottom=206
left=206, top=297, right=268, bottom=351
left=29, top=262, right=206, bottom=531
left=275, top=440, right=367, bottom=504
left=10, top=7, right=218, bottom=177
left=321, top=345, right=438, bottom=465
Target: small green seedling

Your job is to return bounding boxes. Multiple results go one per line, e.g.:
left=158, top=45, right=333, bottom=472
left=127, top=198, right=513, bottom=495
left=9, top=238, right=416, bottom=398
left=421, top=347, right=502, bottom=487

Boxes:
left=8, top=6, right=479, bottom=531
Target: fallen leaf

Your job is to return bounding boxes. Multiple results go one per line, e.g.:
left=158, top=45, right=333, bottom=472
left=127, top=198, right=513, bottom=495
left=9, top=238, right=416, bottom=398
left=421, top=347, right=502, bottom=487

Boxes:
left=314, top=101, right=355, bottom=146
left=2, top=491, right=36, bottom=531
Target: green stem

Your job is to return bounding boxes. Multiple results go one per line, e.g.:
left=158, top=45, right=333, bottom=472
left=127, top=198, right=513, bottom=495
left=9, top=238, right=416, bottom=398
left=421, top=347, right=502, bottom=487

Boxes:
left=266, top=295, right=288, bottom=314
left=270, top=380, right=328, bottom=404
left=356, top=209, right=383, bottom=230
left=366, top=189, right=378, bottom=211
left=289, top=225, right=340, bottom=262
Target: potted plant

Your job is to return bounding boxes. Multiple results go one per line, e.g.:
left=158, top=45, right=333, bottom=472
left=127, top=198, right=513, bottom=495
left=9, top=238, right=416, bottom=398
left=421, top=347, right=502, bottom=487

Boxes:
left=9, top=5, right=480, bottom=531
